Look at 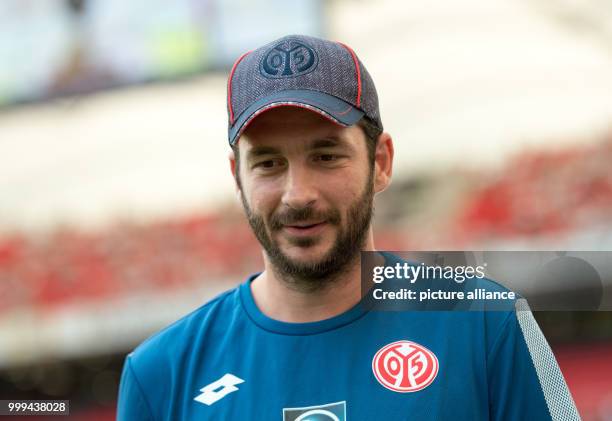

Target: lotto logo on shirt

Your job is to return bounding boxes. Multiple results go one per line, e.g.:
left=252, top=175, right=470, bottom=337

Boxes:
left=372, top=340, right=439, bottom=392
left=283, top=401, right=346, bottom=421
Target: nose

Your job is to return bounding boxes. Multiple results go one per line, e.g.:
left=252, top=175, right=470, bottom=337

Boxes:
left=281, top=163, right=319, bottom=210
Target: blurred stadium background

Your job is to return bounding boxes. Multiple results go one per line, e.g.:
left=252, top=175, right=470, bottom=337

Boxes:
left=1, top=0, right=612, bottom=419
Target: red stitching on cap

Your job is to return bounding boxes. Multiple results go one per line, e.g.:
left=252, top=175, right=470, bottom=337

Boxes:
left=227, top=51, right=252, bottom=125
left=338, top=42, right=362, bottom=107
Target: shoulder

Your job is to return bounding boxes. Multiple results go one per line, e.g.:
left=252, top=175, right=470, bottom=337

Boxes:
left=381, top=252, right=526, bottom=342
left=117, top=284, right=247, bottom=419
left=127, top=285, right=241, bottom=377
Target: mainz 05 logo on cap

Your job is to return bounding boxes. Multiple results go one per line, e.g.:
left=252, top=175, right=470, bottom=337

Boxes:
left=260, top=39, right=319, bottom=78
left=372, top=340, right=439, bottom=393
left=283, top=401, right=346, bottom=421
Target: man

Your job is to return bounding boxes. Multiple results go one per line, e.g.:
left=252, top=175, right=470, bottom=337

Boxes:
left=117, top=34, right=579, bottom=420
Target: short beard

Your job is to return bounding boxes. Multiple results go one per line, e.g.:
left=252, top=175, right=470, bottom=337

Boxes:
left=240, top=173, right=374, bottom=292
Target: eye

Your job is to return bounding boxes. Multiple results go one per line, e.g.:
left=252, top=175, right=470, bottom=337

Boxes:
left=316, top=154, right=338, bottom=162
left=253, top=158, right=284, bottom=170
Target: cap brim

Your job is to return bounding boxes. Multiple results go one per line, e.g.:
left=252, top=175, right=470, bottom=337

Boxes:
left=228, top=89, right=364, bottom=145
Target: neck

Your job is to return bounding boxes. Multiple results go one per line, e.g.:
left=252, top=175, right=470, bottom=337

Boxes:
left=250, top=231, right=382, bottom=323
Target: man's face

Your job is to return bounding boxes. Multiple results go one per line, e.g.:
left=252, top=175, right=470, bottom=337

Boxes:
left=232, top=107, right=375, bottom=288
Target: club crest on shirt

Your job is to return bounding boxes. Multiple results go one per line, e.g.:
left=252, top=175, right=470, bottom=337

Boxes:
left=372, top=340, right=438, bottom=392
left=283, top=400, right=346, bottom=421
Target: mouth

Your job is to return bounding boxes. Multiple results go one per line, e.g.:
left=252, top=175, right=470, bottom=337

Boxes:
left=282, top=221, right=327, bottom=236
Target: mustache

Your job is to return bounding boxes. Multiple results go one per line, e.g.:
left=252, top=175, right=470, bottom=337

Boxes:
left=269, top=206, right=341, bottom=231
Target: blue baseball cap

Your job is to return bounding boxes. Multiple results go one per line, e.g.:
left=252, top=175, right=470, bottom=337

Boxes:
left=226, top=34, right=383, bottom=145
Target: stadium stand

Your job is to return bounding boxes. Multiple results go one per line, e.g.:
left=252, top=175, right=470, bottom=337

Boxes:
left=1, top=138, right=611, bottom=314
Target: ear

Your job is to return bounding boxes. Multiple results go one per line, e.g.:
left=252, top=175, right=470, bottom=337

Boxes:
left=229, top=149, right=240, bottom=194
left=373, top=132, right=394, bottom=194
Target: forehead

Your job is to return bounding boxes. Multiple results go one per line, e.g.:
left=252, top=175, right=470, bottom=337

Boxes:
left=238, top=107, right=364, bottom=152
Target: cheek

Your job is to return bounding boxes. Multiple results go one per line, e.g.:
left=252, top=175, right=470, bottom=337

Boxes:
left=245, top=180, right=282, bottom=214
left=330, top=169, right=368, bottom=198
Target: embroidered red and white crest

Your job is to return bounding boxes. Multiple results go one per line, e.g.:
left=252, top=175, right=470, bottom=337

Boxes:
left=372, top=340, right=438, bottom=392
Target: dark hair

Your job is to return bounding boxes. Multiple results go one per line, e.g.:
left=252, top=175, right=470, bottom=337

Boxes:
left=232, top=116, right=381, bottom=187
left=357, top=116, right=382, bottom=166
